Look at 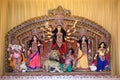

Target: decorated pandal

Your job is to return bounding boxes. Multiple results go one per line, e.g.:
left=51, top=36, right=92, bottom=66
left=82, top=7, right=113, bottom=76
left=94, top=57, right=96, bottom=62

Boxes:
left=3, top=6, right=116, bottom=80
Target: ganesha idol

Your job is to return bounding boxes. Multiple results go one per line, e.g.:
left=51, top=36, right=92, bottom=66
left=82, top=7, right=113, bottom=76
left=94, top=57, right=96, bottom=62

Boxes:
left=7, top=39, right=26, bottom=72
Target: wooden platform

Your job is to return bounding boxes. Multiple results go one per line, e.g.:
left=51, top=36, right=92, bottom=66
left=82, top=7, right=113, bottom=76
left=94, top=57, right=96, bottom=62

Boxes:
left=1, top=72, right=120, bottom=80
left=1, top=71, right=120, bottom=80
left=4, top=71, right=111, bottom=76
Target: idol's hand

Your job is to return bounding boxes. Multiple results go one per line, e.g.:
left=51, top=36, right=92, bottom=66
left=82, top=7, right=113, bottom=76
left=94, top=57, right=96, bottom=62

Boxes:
left=27, top=50, right=31, bottom=55
left=74, top=20, right=79, bottom=24
left=73, top=20, right=79, bottom=28
left=8, top=57, right=11, bottom=60
left=47, top=32, right=53, bottom=36
left=38, top=43, right=41, bottom=46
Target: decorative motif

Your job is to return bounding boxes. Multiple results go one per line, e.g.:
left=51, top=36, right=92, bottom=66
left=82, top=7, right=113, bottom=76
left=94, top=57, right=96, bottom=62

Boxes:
left=48, top=6, right=71, bottom=16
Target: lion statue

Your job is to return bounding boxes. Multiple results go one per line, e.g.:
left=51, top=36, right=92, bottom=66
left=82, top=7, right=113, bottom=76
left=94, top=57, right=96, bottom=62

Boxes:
left=43, top=50, right=63, bottom=73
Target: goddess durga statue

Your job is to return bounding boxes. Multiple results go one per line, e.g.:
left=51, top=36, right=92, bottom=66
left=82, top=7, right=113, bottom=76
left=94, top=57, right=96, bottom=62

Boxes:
left=41, top=20, right=78, bottom=64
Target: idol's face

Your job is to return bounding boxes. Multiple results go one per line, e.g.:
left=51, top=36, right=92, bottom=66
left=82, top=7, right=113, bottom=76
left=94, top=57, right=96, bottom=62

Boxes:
left=33, top=36, right=37, bottom=41
left=57, top=26, right=61, bottom=32
left=100, top=43, right=105, bottom=48
left=69, top=49, right=72, bottom=54
left=82, top=36, right=86, bottom=41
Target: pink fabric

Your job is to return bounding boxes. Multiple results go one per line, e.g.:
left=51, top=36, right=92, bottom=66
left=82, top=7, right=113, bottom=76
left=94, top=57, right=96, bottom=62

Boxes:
left=13, top=52, right=21, bottom=58
left=28, top=52, right=41, bottom=69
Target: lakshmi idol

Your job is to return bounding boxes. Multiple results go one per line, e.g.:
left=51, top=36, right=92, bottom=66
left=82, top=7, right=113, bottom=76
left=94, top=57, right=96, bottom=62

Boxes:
left=28, top=35, right=42, bottom=70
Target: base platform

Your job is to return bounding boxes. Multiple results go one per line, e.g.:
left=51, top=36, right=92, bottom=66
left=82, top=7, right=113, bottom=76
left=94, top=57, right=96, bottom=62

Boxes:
left=1, top=71, right=120, bottom=80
